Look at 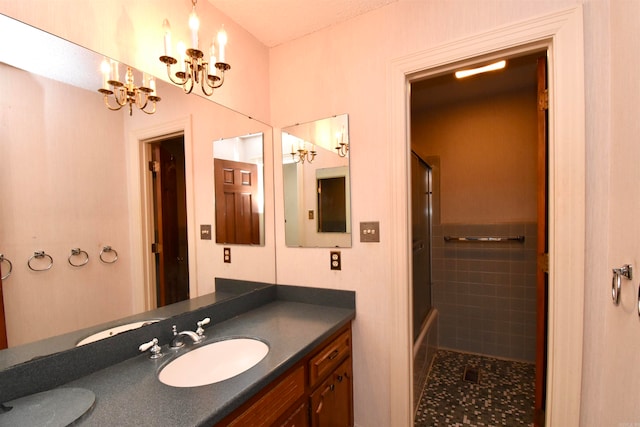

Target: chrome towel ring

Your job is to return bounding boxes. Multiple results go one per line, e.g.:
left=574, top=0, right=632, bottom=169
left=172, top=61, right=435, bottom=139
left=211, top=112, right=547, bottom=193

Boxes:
left=612, top=264, right=632, bottom=305
left=28, top=251, right=54, bottom=272
left=0, top=254, right=13, bottom=280
left=68, top=248, right=89, bottom=267
left=99, top=246, right=118, bottom=264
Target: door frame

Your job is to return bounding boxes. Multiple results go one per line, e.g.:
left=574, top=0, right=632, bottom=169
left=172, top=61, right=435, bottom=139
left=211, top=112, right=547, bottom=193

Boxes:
left=388, top=6, right=585, bottom=426
left=127, top=117, right=198, bottom=313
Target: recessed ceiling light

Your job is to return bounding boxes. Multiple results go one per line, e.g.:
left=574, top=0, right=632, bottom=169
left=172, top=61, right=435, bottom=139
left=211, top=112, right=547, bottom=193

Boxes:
left=455, top=60, right=506, bottom=79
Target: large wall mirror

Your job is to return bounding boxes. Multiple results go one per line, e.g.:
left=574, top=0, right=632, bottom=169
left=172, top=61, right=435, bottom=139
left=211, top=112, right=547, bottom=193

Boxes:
left=0, top=14, right=274, bottom=368
left=282, top=114, right=351, bottom=248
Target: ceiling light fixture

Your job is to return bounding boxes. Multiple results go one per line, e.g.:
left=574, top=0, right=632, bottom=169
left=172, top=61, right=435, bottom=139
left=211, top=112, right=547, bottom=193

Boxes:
left=159, top=0, right=230, bottom=96
left=455, top=60, right=506, bottom=79
left=98, top=59, right=160, bottom=115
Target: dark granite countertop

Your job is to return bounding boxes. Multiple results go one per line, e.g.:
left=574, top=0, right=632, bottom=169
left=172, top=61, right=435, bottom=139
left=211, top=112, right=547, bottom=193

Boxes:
left=70, top=299, right=354, bottom=426
left=1, top=282, right=355, bottom=427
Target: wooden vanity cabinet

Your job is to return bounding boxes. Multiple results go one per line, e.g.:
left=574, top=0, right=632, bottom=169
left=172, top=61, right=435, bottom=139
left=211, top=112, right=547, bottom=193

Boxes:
left=310, top=358, right=353, bottom=427
left=217, top=324, right=353, bottom=427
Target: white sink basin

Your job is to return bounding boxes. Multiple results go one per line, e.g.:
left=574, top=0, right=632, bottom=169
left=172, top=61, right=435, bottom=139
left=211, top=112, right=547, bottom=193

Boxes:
left=76, top=320, right=160, bottom=346
left=158, top=338, right=269, bottom=387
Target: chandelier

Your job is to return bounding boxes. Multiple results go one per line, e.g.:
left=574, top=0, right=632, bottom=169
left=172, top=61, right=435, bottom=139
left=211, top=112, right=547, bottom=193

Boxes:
left=335, top=128, right=349, bottom=157
left=291, top=143, right=317, bottom=164
left=159, top=0, right=230, bottom=96
left=98, top=60, right=160, bottom=116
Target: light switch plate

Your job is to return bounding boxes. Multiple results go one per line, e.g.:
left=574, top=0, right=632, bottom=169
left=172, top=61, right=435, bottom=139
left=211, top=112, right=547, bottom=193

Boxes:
left=360, top=221, right=380, bottom=242
left=223, top=247, right=231, bottom=263
left=200, top=224, right=212, bottom=240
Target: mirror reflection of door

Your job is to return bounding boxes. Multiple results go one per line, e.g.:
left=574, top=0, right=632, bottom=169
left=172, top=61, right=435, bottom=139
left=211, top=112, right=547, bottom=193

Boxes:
left=214, top=159, right=261, bottom=245
left=150, top=135, right=190, bottom=308
left=317, top=176, right=347, bottom=232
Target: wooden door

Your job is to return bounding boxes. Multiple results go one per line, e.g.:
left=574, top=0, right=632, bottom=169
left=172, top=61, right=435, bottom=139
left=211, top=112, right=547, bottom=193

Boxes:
left=214, top=158, right=260, bottom=245
left=151, top=137, right=190, bottom=308
left=535, top=55, right=549, bottom=426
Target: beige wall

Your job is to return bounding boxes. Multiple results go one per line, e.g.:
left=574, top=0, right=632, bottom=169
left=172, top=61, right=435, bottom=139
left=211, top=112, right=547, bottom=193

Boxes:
left=581, top=0, right=640, bottom=425
left=412, top=88, right=538, bottom=224
left=3, top=0, right=640, bottom=426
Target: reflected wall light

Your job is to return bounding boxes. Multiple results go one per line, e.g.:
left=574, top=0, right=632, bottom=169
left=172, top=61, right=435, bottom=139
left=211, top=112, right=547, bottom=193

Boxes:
left=335, top=127, right=349, bottom=157
left=98, top=59, right=160, bottom=116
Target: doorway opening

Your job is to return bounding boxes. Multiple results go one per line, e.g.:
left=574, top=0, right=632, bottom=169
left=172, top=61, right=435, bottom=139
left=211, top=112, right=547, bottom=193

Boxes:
left=410, top=51, right=547, bottom=426
left=146, top=134, right=190, bottom=308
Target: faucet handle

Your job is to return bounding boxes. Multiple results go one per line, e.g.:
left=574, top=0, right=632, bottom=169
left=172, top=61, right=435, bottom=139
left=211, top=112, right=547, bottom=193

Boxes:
left=196, top=317, right=211, bottom=336
left=139, top=338, right=163, bottom=359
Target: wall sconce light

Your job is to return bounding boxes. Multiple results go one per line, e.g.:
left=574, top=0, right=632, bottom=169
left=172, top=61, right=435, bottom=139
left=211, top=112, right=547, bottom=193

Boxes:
left=335, top=128, right=349, bottom=157
left=291, top=142, right=317, bottom=164
left=159, top=0, right=230, bottom=96
left=98, top=59, right=160, bottom=116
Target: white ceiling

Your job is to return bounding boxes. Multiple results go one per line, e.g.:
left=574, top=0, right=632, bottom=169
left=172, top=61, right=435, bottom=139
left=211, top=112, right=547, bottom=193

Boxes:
left=208, top=0, right=397, bottom=47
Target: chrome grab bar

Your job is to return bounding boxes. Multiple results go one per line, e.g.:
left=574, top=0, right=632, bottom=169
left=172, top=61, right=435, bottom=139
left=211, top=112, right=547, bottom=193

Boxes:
left=444, top=235, right=525, bottom=243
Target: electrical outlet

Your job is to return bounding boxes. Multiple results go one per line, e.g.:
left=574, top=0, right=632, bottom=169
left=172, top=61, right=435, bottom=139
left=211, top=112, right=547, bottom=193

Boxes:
left=330, top=251, right=341, bottom=270
left=223, top=247, right=231, bottom=263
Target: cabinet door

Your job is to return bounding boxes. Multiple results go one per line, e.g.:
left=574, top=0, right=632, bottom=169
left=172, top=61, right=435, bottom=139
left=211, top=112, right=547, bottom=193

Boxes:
left=332, top=360, right=353, bottom=426
left=279, top=402, right=309, bottom=427
left=310, top=358, right=353, bottom=427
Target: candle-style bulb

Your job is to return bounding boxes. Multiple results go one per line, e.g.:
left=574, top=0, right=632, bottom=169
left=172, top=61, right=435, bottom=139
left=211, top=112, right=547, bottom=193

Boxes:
left=217, top=27, right=227, bottom=63
left=162, top=19, right=172, bottom=57
left=188, top=7, right=200, bottom=49
left=177, top=41, right=186, bottom=72
left=110, top=60, right=119, bottom=82
left=100, top=58, right=110, bottom=89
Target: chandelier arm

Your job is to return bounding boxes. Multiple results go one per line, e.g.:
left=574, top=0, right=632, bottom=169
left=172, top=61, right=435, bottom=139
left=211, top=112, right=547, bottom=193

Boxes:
left=183, top=76, right=195, bottom=95
left=141, top=102, right=157, bottom=115
left=200, top=77, right=214, bottom=96
left=213, top=70, right=225, bottom=89
left=114, top=87, right=128, bottom=107
left=165, top=64, right=189, bottom=86
left=102, top=94, right=124, bottom=111
left=138, top=90, right=153, bottom=111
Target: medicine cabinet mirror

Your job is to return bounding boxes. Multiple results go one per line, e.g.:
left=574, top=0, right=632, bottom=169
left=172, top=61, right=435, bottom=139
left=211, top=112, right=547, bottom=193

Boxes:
left=213, top=133, right=265, bottom=245
left=282, top=114, right=351, bottom=248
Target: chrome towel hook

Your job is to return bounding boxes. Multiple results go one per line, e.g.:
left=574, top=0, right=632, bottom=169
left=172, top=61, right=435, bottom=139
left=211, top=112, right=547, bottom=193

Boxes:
left=612, top=264, right=632, bottom=305
left=0, top=254, right=13, bottom=280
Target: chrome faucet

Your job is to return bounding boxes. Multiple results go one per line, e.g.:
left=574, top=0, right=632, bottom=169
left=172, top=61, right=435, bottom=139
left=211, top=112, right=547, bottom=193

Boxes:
left=170, top=317, right=210, bottom=349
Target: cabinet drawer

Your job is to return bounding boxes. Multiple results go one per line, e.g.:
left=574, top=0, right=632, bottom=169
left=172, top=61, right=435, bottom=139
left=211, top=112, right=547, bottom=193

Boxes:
left=309, top=329, right=351, bottom=387
left=227, top=365, right=305, bottom=427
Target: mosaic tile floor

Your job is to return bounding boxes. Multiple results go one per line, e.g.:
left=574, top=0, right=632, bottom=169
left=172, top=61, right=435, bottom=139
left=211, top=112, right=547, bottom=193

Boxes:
left=414, top=349, right=535, bottom=427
